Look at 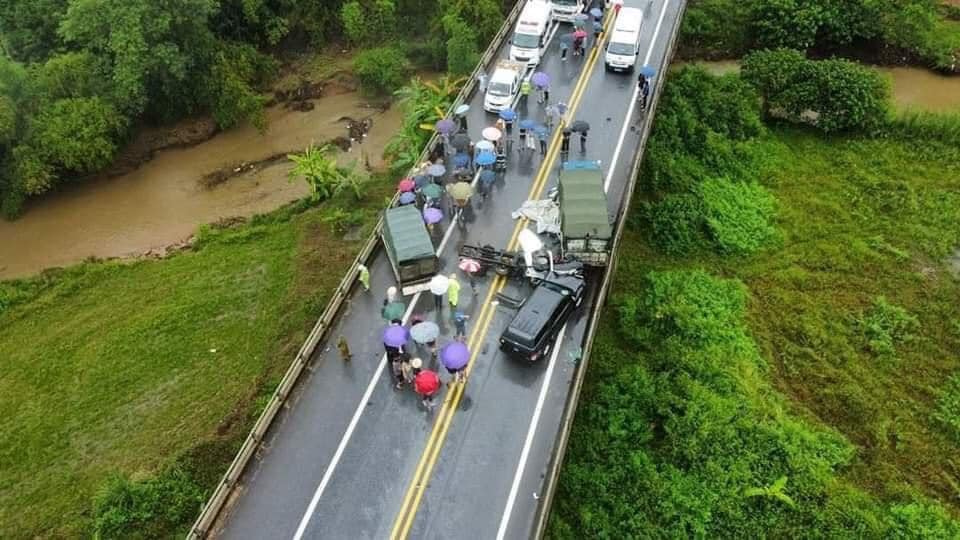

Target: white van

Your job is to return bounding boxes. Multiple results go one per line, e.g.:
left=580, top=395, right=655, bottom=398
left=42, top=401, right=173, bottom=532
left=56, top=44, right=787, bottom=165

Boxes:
left=604, top=7, right=643, bottom=72
left=551, top=0, right=585, bottom=23
left=484, top=60, right=525, bottom=113
left=510, top=0, right=553, bottom=67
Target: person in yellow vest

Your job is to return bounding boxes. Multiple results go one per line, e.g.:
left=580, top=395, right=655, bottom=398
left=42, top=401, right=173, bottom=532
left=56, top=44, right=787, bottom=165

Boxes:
left=520, top=79, right=532, bottom=110
left=447, top=274, right=461, bottom=310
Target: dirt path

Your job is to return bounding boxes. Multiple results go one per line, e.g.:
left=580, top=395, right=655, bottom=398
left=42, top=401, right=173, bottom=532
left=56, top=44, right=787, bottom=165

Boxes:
left=0, top=92, right=403, bottom=280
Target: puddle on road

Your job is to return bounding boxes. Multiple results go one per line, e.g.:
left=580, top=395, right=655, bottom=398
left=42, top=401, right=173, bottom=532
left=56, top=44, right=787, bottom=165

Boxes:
left=0, top=93, right=403, bottom=280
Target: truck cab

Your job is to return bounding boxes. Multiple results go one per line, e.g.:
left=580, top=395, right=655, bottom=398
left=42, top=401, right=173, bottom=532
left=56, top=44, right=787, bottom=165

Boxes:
left=510, top=0, right=553, bottom=67
left=557, top=160, right=612, bottom=266
left=551, top=0, right=585, bottom=23
left=381, top=205, right=439, bottom=295
left=484, top=60, right=524, bottom=113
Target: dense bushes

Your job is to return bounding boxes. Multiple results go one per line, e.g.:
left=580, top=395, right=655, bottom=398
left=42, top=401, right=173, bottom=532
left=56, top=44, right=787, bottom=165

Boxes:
left=92, top=468, right=206, bottom=539
left=353, top=47, right=411, bottom=94
left=742, top=48, right=891, bottom=133
left=935, top=374, right=960, bottom=444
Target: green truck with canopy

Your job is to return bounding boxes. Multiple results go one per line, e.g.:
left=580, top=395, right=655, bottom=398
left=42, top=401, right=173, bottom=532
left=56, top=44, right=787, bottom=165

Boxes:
left=558, top=160, right=612, bottom=266
left=381, top=205, right=439, bottom=295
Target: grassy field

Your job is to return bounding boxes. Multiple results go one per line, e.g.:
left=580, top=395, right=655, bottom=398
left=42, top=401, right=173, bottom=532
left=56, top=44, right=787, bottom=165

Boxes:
left=0, top=181, right=391, bottom=537
left=550, top=115, right=960, bottom=535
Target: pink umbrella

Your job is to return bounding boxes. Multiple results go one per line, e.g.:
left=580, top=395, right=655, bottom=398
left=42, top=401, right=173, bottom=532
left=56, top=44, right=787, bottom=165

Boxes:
left=398, top=178, right=415, bottom=192
left=573, top=29, right=587, bottom=39
left=458, top=258, right=481, bottom=273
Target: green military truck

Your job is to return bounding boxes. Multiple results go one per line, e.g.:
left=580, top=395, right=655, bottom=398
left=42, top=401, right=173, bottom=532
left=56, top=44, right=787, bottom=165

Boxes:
left=381, top=205, right=439, bottom=295
left=557, top=160, right=612, bottom=266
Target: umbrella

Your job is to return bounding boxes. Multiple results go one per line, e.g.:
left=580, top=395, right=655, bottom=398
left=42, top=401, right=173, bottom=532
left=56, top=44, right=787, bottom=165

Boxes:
left=573, top=13, right=589, bottom=27
left=410, top=321, right=440, bottom=344
left=475, top=151, right=496, bottom=167
left=498, top=108, right=517, bottom=121
left=398, top=178, right=415, bottom=192
left=560, top=33, right=574, bottom=46
left=570, top=120, right=591, bottom=132
left=573, top=28, right=588, bottom=39
left=414, top=369, right=441, bottom=396
left=475, top=140, right=495, bottom=153
left=519, top=119, right=538, bottom=130
left=479, top=169, right=496, bottom=185
left=399, top=192, right=416, bottom=205
left=383, top=301, right=406, bottom=321
left=482, top=127, right=502, bottom=141
left=531, top=72, right=550, bottom=88
left=441, top=341, right=470, bottom=370
left=421, top=183, right=443, bottom=199
left=452, top=153, right=470, bottom=168
left=639, top=65, right=657, bottom=78
left=447, top=182, right=474, bottom=200
left=423, top=207, right=443, bottom=224
left=427, top=163, right=446, bottom=177
left=459, top=258, right=482, bottom=273
left=414, top=174, right=430, bottom=188
left=590, top=7, right=603, bottom=18
left=451, top=133, right=471, bottom=151
left=429, top=274, right=450, bottom=295
left=534, top=124, right=550, bottom=136
left=435, top=118, right=456, bottom=134
left=383, top=324, right=410, bottom=347
left=455, top=104, right=470, bottom=117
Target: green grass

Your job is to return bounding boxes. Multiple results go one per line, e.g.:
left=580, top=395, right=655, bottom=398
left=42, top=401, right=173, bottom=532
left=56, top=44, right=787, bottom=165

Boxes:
left=551, top=125, right=960, bottom=534
left=0, top=182, right=392, bottom=538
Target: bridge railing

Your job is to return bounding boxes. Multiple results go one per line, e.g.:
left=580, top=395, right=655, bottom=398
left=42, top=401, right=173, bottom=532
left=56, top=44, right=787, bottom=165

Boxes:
left=531, top=1, right=690, bottom=537
left=187, top=2, right=527, bottom=537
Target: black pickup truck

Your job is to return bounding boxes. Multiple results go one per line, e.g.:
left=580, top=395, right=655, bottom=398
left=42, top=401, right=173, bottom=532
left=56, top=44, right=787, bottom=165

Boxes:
left=499, top=272, right=585, bottom=362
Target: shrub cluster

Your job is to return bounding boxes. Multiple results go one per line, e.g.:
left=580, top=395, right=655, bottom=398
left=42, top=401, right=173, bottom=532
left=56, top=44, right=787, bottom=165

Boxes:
left=353, top=47, right=411, bottom=95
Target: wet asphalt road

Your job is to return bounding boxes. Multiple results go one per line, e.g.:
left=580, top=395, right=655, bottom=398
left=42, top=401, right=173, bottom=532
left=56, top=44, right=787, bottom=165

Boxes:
left=216, top=1, right=685, bottom=538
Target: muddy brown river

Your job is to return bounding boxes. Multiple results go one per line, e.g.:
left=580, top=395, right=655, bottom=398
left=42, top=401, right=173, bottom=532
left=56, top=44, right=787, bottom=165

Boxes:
left=0, top=93, right=403, bottom=279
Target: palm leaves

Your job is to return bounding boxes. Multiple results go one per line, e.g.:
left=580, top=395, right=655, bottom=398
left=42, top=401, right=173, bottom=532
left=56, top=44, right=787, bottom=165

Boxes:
left=743, top=476, right=796, bottom=508
left=287, top=143, right=366, bottom=202
left=386, top=75, right=466, bottom=173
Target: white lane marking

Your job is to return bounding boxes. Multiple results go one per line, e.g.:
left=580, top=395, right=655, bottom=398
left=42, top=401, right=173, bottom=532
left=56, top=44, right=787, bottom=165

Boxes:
left=495, top=324, right=567, bottom=540
left=604, top=0, right=670, bottom=192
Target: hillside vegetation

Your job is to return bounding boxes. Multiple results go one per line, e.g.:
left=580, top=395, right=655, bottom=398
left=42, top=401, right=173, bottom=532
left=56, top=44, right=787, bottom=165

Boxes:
left=549, top=65, right=960, bottom=537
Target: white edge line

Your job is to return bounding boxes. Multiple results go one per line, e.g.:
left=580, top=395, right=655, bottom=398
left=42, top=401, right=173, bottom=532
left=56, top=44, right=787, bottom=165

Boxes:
left=604, top=0, right=670, bottom=192
left=495, top=324, right=567, bottom=540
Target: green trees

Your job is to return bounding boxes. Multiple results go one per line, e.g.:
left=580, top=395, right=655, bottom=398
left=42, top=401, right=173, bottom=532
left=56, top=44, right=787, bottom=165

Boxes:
left=353, top=47, right=411, bottom=95
left=742, top=49, right=891, bottom=133
left=340, top=0, right=397, bottom=46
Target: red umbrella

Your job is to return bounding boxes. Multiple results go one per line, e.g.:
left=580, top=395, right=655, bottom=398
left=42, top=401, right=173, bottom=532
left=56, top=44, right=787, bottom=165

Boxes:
left=414, top=370, right=441, bottom=396
left=573, top=29, right=587, bottom=39
left=398, top=178, right=415, bottom=192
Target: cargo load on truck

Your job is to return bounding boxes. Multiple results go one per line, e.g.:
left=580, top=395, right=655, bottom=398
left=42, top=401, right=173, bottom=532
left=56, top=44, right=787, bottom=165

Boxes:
left=558, top=160, right=612, bottom=266
left=381, top=205, right=439, bottom=295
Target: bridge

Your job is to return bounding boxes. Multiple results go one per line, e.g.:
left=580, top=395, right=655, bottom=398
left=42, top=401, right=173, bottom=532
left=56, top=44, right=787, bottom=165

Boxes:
left=191, top=0, right=686, bottom=537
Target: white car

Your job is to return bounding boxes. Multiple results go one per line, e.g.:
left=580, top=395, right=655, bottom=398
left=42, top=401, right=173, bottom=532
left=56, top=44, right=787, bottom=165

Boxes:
left=484, top=60, right=524, bottom=113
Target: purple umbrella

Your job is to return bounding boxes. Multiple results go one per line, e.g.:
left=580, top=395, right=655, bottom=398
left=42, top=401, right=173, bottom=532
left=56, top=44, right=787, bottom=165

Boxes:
left=435, top=118, right=456, bottom=134
left=441, top=341, right=470, bottom=370
left=383, top=325, right=410, bottom=347
left=399, top=192, right=416, bottom=205
left=423, top=207, right=443, bottom=224
left=531, top=72, right=550, bottom=89
left=427, top=164, right=446, bottom=177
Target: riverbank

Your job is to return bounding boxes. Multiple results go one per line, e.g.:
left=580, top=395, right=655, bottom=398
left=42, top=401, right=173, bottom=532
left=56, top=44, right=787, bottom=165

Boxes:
left=0, top=72, right=402, bottom=280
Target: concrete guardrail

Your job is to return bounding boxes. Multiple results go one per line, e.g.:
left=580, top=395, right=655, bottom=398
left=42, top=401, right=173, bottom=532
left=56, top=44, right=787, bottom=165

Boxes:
left=187, top=1, right=527, bottom=537
left=531, top=2, right=689, bottom=537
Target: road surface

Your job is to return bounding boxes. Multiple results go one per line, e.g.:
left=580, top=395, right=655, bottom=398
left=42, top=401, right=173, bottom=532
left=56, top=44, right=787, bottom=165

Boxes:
left=215, top=0, right=685, bottom=538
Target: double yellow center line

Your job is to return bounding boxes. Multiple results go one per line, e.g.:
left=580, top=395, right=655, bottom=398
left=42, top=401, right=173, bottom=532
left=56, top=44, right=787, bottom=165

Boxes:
left=390, top=17, right=612, bottom=539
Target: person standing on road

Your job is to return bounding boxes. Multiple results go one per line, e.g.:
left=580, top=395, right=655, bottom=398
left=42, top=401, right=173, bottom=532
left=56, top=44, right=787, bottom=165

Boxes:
left=560, top=128, right=571, bottom=160
left=477, top=69, right=488, bottom=92
left=579, top=130, right=588, bottom=153
left=593, top=19, right=603, bottom=47
left=538, top=129, right=549, bottom=156
left=337, top=335, right=352, bottom=362
left=560, top=40, right=569, bottom=62
left=447, top=274, right=461, bottom=310
left=433, top=289, right=444, bottom=313
left=357, top=263, right=370, bottom=291
left=520, top=79, right=532, bottom=109
left=638, top=73, right=651, bottom=111
left=386, top=286, right=397, bottom=304
left=543, top=84, right=550, bottom=104
left=454, top=311, right=470, bottom=340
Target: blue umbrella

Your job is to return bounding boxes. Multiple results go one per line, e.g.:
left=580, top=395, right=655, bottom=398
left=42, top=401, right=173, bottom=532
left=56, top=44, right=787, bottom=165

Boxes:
left=519, top=119, right=537, bottom=130
left=383, top=325, right=410, bottom=347
left=455, top=104, right=470, bottom=116
left=533, top=124, right=549, bottom=136
left=452, top=153, right=470, bottom=168
left=480, top=169, right=496, bottom=185
left=414, top=174, right=430, bottom=188
left=399, top=192, right=416, bottom=205
left=441, top=341, right=470, bottom=370
left=410, top=321, right=440, bottom=344
left=531, top=71, right=550, bottom=88
left=590, top=7, right=603, bottom=19
left=498, top=108, right=517, bottom=121
left=427, top=163, right=446, bottom=177
left=423, top=207, right=443, bottom=224
left=639, top=65, right=657, bottom=78
left=475, top=151, right=496, bottom=166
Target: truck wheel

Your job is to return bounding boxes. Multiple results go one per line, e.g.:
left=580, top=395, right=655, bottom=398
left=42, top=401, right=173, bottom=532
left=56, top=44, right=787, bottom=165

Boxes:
left=495, top=265, right=510, bottom=276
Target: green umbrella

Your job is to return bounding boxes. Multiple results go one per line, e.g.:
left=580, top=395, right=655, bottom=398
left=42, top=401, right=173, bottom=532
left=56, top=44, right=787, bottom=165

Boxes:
left=421, top=183, right=443, bottom=199
left=447, top=181, right=474, bottom=201
left=382, top=301, right=406, bottom=321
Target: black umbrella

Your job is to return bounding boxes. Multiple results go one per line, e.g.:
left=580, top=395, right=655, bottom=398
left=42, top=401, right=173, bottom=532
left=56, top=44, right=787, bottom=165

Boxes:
left=451, top=133, right=471, bottom=151
left=570, top=120, right=590, bottom=133
left=562, top=127, right=572, bottom=136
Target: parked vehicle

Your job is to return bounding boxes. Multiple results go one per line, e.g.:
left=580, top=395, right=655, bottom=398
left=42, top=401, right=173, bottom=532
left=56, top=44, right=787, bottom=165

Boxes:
left=381, top=205, right=439, bottom=295
left=604, top=6, right=643, bottom=72
left=551, top=0, right=585, bottom=23
left=557, top=160, right=611, bottom=266
left=458, top=229, right=584, bottom=283
left=510, top=0, right=554, bottom=67
left=499, top=272, right=585, bottom=362
left=484, top=60, right=525, bottom=113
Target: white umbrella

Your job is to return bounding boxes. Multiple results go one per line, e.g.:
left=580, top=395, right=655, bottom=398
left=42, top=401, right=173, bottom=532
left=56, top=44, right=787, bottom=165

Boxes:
left=482, top=127, right=502, bottom=142
left=429, top=274, right=450, bottom=295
